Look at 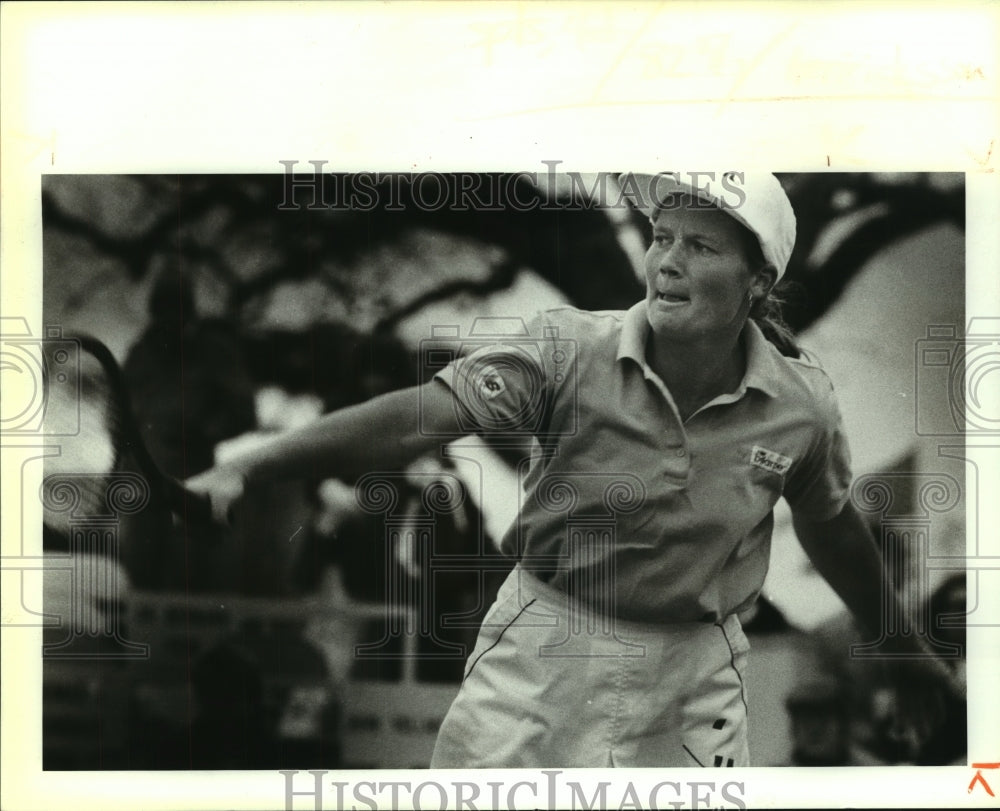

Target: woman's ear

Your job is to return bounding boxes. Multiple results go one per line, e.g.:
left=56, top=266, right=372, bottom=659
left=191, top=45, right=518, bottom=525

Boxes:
left=751, top=264, right=778, bottom=299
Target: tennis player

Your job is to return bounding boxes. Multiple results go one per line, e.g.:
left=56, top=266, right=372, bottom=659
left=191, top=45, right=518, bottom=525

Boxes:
left=188, top=171, right=958, bottom=767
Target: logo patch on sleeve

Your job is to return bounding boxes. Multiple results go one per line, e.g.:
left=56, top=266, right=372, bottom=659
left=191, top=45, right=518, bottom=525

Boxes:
left=474, top=364, right=507, bottom=400
left=750, top=445, right=793, bottom=476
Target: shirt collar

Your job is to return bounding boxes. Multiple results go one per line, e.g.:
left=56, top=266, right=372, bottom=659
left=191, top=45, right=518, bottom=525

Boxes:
left=616, top=301, right=781, bottom=398
left=616, top=302, right=649, bottom=365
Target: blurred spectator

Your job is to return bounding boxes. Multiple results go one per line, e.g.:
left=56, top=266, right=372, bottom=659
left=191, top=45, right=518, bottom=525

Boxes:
left=213, top=388, right=325, bottom=596
left=804, top=571, right=968, bottom=766
left=782, top=670, right=887, bottom=766
left=120, top=269, right=257, bottom=591
left=857, top=574, right=967, bottom=766
left=124, top=269, right=256, bottom=479
left=399, top=455, right=513, bottom=683
left=296, top=475, right=409, bottom=682
left=785, top=676, right=853, bottom=766
left=297, top=455, right=513, bottom=685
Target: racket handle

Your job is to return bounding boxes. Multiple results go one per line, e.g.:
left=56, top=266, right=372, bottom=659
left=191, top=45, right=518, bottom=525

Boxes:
left=165, top=478, right=218, bottom=527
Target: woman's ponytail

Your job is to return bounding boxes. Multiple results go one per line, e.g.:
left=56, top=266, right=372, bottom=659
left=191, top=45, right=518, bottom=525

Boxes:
left=750, top=286, right=801, bottom=359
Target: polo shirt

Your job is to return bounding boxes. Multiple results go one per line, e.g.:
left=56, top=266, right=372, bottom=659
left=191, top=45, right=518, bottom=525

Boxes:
left=432, top=303, right=852, bottom=623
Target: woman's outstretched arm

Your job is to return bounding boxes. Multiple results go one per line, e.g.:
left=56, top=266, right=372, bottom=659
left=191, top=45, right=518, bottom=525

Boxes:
left=187, top=381, right=467, bottom=524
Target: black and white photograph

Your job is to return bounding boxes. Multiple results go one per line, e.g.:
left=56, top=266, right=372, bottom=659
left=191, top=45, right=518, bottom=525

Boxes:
left=33, top=168, right=969, bottom=772
left=2, top=4, right=998, bottom=811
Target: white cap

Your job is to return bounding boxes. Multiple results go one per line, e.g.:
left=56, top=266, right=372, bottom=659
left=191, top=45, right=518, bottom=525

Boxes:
left=617, top=171, right=797, bottom=280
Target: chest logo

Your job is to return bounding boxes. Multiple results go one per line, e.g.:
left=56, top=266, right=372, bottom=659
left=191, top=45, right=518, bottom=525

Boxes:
left=750, top=445, right=793, bottom=476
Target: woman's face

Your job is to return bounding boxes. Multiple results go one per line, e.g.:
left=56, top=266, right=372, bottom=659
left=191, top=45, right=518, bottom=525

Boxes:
left=643, top=203, right=762, bottom=343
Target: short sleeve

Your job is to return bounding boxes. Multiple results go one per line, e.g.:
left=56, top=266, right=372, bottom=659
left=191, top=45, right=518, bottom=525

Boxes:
left=432, top=322, right=550, bottom=435
left=782, top=373, right=853, bottom=521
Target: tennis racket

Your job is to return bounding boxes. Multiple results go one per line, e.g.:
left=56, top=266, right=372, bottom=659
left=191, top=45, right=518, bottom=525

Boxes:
left=41, top=333, right=214, bottom=536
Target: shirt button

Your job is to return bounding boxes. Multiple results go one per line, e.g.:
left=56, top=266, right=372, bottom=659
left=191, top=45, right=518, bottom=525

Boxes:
left=675, top=448, right=686, bottom=457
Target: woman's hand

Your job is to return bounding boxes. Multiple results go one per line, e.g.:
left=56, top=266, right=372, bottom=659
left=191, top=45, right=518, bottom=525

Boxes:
left=186, top=464, right=249, bottom=526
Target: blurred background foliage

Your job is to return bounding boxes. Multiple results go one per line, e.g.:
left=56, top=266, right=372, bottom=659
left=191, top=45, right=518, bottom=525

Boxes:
left=43, top=171, right=963, bottom=404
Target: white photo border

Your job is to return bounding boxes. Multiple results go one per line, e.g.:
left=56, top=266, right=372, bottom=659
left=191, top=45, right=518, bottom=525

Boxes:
left=2, top=2, right=998, bottom=809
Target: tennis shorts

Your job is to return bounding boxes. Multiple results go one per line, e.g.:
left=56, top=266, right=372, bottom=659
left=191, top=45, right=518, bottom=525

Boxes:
left=431, top=565, right=750, bottom=768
